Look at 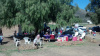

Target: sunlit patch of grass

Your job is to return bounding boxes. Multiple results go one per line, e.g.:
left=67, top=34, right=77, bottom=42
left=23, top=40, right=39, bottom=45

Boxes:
left=78, top=23, right=88, bottom=26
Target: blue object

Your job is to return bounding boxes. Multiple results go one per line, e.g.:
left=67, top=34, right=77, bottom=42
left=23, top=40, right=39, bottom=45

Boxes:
left=0, top=38, right=2, bottom=43
left=43, top=35, right=50, bottom=39
left=93, top=34, right=96, bottom=36
left=58, top=32, right=61, bottom=35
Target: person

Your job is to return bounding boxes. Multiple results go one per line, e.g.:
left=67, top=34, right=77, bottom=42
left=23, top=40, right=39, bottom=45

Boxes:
left=33, top=34, right=42, bottom=47
left=60, top=29, right=63, bottom=34
left=50, top=32, right=55, bottom=39
left=55, top=27, right=58, bottom=34
left=58, top=32, right=61, bottom=37
left=89, top=29, right=92, bottom=34
left=0, top=33, right=3, bottom=45
left=45, top=32, right=49, bottom=35
left=40, top=30, right=44, bottom=38
left=47, top=27, right=50, bottom=34
left=74, top=31, right=79, bottom=37
left=44, top=22, right=47, bottom=28
left=14, top=30, right=17, bottom=37
left=80, top=32, right=86, bottom=39
left=52, top=29, right=55, bottom=34
left=75, top=23, right=79, bottom=28
left=44, top=32, right=50, bottom=39
left=93, top=31, right=96, bottom=36
left=54, top=32, right=58, bottom=39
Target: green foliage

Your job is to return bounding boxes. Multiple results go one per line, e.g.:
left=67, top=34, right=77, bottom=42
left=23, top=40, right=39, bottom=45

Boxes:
left=69, top=17, right=82, bottom=24
left=85, top=0, right=100, bottom=25
left=90, top=13, right=98, bottom=25
left=0, top=0, right=79, bottom=32
left=0, top=0, right=17, bottom=28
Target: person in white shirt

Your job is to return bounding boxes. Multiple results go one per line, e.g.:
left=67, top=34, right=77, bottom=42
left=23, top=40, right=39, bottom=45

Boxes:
left=33, top=34, right=42, bottom=48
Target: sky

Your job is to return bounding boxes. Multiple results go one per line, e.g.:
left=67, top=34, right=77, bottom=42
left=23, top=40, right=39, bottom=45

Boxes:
left=72, top=0, right=90, bottom=10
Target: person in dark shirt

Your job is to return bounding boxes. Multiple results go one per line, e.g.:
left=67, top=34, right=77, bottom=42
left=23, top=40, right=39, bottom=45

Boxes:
left=14, top=30, right=17, bottom=37
left=55, top=27, right=58, bottom=34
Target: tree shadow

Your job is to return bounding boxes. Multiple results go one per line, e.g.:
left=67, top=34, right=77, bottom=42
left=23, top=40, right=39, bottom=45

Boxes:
left=2, top=41, right=9, bottom=45
left=5, top=35, right=35, bottom=41
left=5, top=36, right=14, bottom=40
left=49, top=39, right=57, bottom=42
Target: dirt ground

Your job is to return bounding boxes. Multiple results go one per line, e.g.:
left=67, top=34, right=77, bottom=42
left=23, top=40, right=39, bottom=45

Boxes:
left=0, top=25, right=100, bottom=56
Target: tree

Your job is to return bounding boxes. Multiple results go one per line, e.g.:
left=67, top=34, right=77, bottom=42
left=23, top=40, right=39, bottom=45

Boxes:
left=0, top=0, right=17, bottom=28
left=85, top=0, right=100, bottom=25
left=0, top=0, right=79, bottom=34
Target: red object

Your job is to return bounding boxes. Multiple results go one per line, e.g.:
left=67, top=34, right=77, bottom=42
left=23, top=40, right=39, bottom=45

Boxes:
left=93, top=32, right=96, bottom=34
left=66, top=37, right=68, bottom=41
left=50, top=35, right=55, bottom=39
left=24, top=33, right=28, bottom=35
left=80, top=39, right=82, bottom=41
left=72, top=37, right=77, bottom=41
left=60, top=30, right=62, bottom=34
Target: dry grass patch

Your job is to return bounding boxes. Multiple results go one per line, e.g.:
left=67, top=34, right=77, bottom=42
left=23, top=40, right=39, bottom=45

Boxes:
left=54, top=41, right=84, bottom=46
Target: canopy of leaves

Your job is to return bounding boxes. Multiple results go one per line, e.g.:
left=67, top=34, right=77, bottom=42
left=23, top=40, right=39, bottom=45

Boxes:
left=0, top=0, right=80, bottom=32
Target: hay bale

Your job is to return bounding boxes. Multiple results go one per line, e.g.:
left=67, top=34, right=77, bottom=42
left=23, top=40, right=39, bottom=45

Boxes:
left=18, top=44, right=38, bottom=50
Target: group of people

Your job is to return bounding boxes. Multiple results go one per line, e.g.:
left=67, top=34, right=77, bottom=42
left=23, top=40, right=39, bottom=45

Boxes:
left=89, top=29, right=96, bottom=36
left=39, top=26, right=64, bottom=40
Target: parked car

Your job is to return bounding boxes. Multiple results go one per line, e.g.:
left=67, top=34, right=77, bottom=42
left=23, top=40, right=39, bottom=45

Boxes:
left=78, top=26, right=87, bottom=29
left=92, top=26, right=100, bottom=32
left=66, top=26, right=71, bottom=31
left=80, top=28, right=88, bottom=34
left=62, top=28, right=75, bottom=35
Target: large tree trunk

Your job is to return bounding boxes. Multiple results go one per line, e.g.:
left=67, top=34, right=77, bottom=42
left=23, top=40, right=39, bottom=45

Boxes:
left=35, top=28, right=38, bottom=36
left=18, top=25, right=22, bottom=35
left=0, top=28, right=2, bottom=35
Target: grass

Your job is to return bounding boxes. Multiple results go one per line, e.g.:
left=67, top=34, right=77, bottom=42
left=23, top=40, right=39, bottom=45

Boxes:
left=78, top=23, right=88, bottom=26
left=0, top=49, right=18, bottom=56
left=45, top=41, right=85, bottom=48
left=0, top=44, right=18, bottom=56
left=0, top=39, right=98, bottom=56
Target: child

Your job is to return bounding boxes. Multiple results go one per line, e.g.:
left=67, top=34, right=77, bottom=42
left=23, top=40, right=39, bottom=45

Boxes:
left=93, top=31, right=96, bottom=36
